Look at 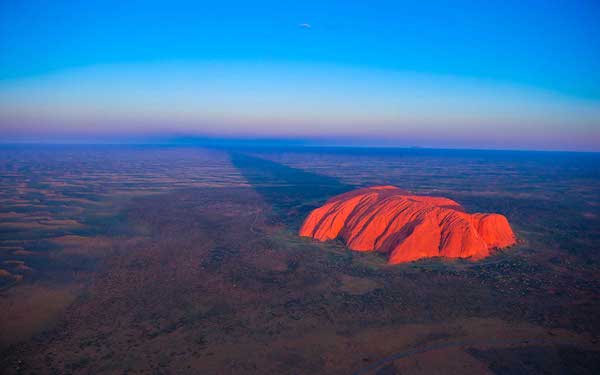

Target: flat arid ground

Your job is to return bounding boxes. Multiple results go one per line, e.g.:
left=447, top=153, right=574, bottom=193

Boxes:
left=1, top=145, right=599, bottom=374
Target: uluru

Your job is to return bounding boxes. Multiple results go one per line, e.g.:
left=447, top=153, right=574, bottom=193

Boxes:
left=300, top=186, right=516, bottom=264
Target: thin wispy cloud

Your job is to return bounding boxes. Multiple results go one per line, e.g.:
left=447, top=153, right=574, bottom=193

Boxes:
left=299, top=23, right=311, bottom=29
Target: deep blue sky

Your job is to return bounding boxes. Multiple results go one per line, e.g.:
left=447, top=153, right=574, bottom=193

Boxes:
left=1, top=0, right=599, bottom=150
left=2, top=0, right=599, bottom=97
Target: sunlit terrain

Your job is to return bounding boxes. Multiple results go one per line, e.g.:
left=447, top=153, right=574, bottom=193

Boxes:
left=1, top=145, right=598, bottom=374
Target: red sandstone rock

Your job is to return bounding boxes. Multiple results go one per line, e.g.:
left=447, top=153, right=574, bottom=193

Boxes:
left=299, top=186, right=516, bottom=264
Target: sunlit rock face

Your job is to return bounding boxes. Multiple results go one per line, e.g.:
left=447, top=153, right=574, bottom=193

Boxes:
left=300, top=186, right=516, bottom=264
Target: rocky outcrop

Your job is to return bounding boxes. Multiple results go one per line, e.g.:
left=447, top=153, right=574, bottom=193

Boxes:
left=300, top=186, right=516, bottom=264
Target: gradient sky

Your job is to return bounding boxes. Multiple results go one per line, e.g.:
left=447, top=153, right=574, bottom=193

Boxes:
left=1, top=0, right=599, bottom=150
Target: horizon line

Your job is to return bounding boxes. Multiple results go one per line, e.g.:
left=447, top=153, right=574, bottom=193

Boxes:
left=1, top=140, right=598, bottom=154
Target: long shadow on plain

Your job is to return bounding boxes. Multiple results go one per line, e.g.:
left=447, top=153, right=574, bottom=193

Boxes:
left=229, top=152, right=352, bottom=229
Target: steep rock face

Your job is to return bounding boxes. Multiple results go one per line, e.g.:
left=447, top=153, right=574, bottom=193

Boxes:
left=299, top=186, right=516, bottom=264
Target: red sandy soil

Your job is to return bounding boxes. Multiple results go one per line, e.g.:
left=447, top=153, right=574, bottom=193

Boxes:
left=300, top=186, right=516, bottom=264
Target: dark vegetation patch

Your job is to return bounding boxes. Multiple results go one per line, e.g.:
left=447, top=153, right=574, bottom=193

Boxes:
left=468, top=346, right=600, bottom=375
